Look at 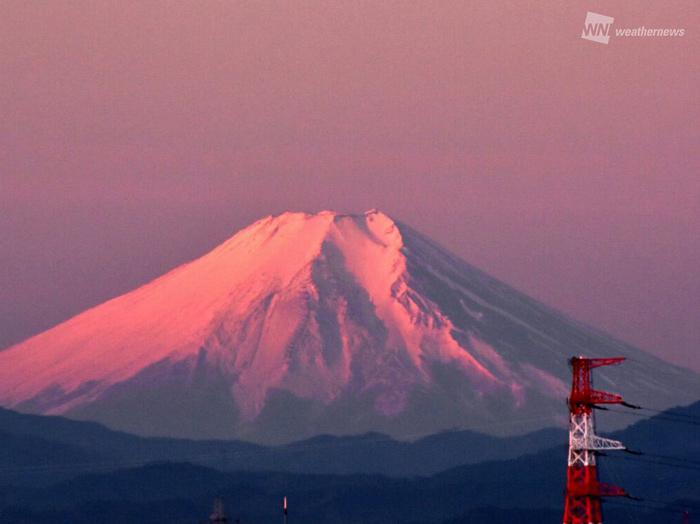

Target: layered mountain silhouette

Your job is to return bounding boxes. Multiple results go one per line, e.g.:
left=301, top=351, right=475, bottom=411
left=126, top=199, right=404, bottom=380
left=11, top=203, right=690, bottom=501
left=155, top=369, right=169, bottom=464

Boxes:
left=2, top=402, right=700, bottom=523
left=0, top=210, right=698, bottom=442
left=0, top=407, right=566, bottom=484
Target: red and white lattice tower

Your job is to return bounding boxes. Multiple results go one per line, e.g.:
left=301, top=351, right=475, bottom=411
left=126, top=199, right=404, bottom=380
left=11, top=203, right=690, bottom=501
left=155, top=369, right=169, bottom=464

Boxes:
left=563, top=356, right=628, bottom=524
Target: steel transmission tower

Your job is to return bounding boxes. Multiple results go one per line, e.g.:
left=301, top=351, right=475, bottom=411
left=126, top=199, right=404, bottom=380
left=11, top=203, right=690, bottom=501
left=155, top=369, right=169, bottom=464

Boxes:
left=563, top=357, right=629, bottom=524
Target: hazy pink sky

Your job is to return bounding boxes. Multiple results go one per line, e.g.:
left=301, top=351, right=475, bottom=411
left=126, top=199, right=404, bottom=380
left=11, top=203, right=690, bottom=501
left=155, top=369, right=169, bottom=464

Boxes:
left=1, top=1, right=699, bottom=370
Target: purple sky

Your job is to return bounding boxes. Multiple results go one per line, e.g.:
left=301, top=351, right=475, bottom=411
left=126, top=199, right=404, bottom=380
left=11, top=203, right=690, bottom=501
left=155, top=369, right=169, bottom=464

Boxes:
left=1, top=1, right=699, bottom=371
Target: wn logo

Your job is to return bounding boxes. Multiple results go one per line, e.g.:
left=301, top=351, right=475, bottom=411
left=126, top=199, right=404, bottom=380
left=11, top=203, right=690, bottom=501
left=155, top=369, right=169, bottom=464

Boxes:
left=581, top=12, right=614, bottom=44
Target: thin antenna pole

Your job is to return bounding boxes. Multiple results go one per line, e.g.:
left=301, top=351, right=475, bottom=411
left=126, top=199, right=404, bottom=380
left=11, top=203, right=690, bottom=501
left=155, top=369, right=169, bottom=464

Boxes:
left=210, top=497, right=228, bottom=524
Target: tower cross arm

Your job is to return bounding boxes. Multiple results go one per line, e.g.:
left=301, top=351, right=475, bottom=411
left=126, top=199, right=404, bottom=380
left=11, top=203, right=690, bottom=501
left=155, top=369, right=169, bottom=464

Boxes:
left=590, top=435, right=625, bottom=451
left=588, top=388, right=624, bottom=405
left=597, top=482, right=628, bottom=497
left=586, top=357, right=626, bottom=369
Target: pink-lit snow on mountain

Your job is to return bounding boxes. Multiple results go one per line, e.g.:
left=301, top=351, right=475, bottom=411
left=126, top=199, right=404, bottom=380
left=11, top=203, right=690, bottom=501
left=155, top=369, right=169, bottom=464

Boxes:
left=0, top=210, right=697, bottom=443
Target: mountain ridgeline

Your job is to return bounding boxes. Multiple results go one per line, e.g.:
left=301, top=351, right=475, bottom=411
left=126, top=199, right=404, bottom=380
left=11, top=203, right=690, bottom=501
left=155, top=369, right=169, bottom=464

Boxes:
left=0, top=402, right=699, bottom=523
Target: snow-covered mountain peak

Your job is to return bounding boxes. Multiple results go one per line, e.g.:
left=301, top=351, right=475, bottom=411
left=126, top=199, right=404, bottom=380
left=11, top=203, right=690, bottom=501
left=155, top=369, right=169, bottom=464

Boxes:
left=0, top=210, right=698, bottom=443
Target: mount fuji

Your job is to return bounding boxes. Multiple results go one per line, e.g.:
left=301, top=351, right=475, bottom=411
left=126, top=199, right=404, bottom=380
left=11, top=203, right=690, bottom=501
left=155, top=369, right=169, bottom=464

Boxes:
left=1, top=210, right=698, bottom=443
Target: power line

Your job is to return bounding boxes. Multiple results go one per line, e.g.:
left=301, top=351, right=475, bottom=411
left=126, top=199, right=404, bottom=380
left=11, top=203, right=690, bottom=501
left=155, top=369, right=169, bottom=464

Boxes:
left=636, top=406, right=700, bottom=422
left=605, top=407, right=700, bottom=427
left=605, top=452, right=700, bottom=473
left=644, top=453, right=700, bottom=467
left=607, top=499, right=698, bottom=516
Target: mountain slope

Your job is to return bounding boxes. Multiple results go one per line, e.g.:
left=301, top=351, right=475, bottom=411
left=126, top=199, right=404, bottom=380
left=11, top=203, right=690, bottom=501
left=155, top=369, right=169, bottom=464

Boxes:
left=0, top=210, right=697, bottom=442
